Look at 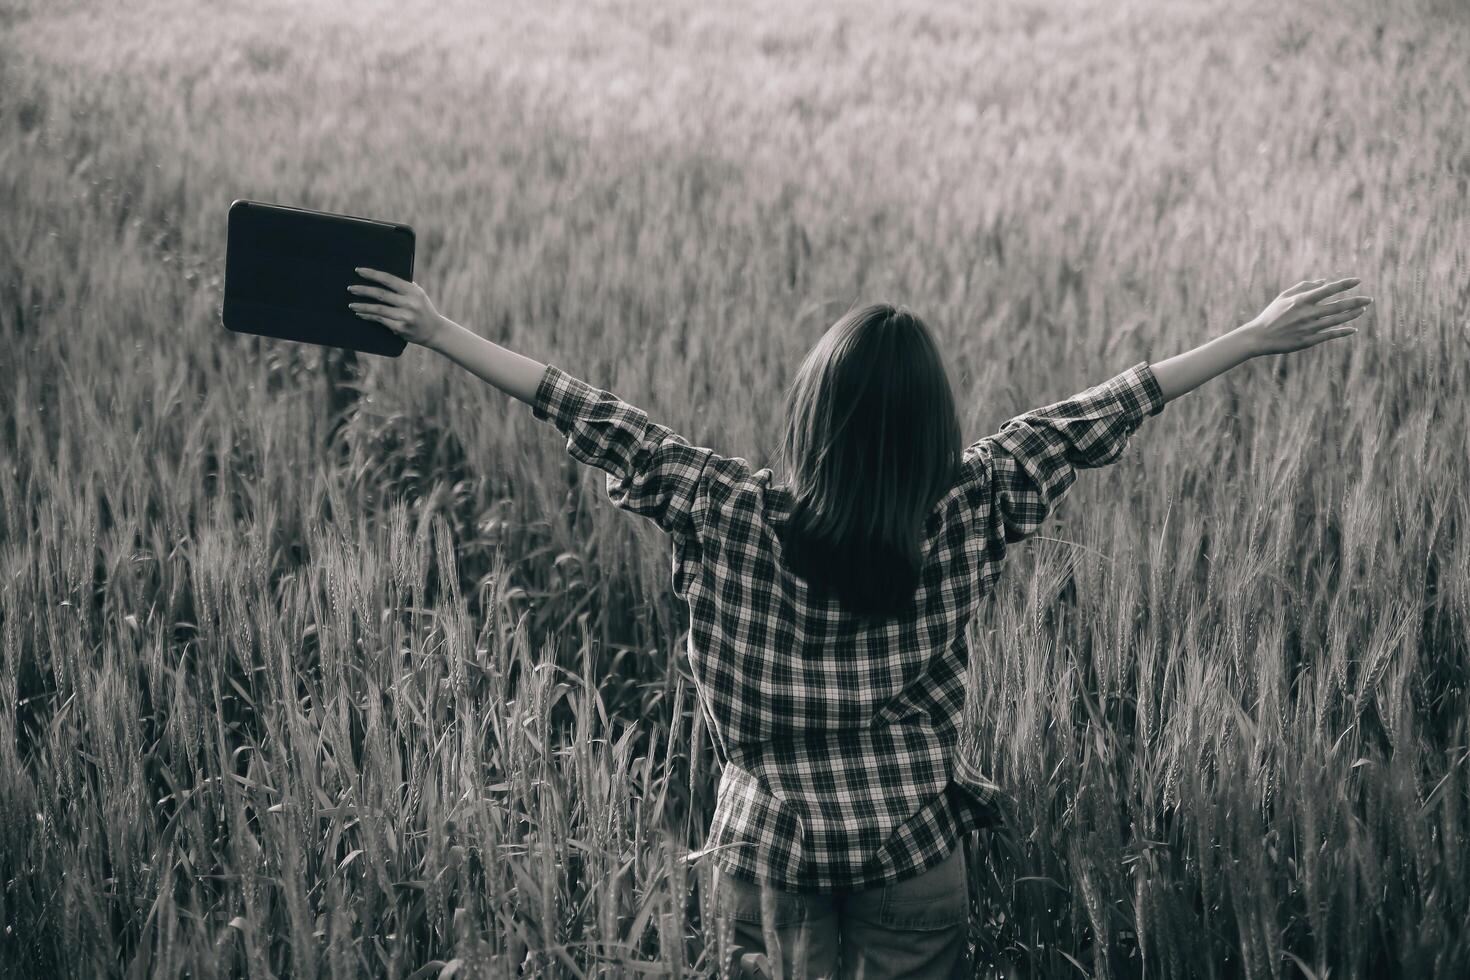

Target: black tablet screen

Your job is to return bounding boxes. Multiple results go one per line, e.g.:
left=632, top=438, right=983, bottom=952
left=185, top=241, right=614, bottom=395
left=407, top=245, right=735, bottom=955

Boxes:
left=223, top=200, right=414, bottom=357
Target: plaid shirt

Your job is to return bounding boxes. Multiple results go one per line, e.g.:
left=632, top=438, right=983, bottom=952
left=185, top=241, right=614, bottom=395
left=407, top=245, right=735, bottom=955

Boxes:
left=531, top=360, right=1166, bottom=891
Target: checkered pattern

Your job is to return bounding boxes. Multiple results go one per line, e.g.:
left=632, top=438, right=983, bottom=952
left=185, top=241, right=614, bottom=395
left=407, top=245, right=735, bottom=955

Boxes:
left=531, top=360, right=1166, bottom=891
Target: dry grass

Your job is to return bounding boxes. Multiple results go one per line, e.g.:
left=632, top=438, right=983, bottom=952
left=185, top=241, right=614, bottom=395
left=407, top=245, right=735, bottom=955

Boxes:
left=2, top=0, right=1469, bottom=976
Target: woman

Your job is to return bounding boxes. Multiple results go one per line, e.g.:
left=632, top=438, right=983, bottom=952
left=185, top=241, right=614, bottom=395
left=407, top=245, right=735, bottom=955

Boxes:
left=348, top=271, right=1370, bottom=979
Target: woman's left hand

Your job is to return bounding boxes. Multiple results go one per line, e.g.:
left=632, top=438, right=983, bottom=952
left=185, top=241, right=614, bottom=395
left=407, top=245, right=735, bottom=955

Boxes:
left=348, top=267, right=451, bottom=349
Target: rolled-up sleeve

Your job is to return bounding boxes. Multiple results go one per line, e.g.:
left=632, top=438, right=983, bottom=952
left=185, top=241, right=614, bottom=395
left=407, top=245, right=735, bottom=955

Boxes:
left=532, top=364, right=746, bottom=541
left=959, top=362, right=1165, bottom=546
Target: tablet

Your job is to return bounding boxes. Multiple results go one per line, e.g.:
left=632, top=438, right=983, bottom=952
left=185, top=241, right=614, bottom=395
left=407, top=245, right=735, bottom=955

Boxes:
left=223, top=199, right=415, bottom=357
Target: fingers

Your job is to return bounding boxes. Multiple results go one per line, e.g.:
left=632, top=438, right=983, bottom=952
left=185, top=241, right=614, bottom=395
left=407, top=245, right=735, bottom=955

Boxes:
left=1282, top=278, right=1326, bottom=297
left=356, top=311, right=405, bottom=333
left=355, top=267, right=412, bottom=293
left=1312, top=307, right=1368, bottom=328
left=347, top=284, right=396, bottom=302
left=1307, top=325, right=1359, bottom=346
left=349, top=302, right=407, bottom=320
left=1298, top=277, right=1361, bottom=304
left=1298, top=318, right=1360, bottom=351
left=1313, top=295, right=1373, bottom=316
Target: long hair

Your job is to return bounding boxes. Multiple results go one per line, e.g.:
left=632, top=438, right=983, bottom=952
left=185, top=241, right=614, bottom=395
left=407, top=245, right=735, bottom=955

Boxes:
left=773, top=303, right=964, bottom=622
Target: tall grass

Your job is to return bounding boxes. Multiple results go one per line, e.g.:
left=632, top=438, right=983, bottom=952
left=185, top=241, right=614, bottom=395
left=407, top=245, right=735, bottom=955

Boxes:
left=3, top=0, right=1469, bottom=976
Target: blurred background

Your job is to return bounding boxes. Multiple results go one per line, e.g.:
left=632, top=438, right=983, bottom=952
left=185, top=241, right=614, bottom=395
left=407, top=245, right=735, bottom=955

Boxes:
left=3, top=0, right=1469, bottom=976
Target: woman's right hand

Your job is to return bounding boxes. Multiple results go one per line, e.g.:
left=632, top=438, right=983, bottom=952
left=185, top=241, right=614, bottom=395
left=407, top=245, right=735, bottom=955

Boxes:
left=1241, top=277, right=1373, bottom=356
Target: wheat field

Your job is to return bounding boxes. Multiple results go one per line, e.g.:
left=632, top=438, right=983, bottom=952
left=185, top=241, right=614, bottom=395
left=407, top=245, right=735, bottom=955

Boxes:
left=3, top=0, right=1469, bottom=976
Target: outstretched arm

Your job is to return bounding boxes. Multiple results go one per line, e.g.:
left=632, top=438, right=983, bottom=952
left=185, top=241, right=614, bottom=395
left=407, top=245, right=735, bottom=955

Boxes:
left=348, top=266, right=545, bottom=402
left=347, top=268, right=750, bottom=541
left=957, top=275, right=1372, bottom=556
left=1151, top=276, right=1371, bottom=403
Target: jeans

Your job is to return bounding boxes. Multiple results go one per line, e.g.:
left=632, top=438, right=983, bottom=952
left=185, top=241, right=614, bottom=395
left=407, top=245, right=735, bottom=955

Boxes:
left=709, top=841, right=971, bottom=980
